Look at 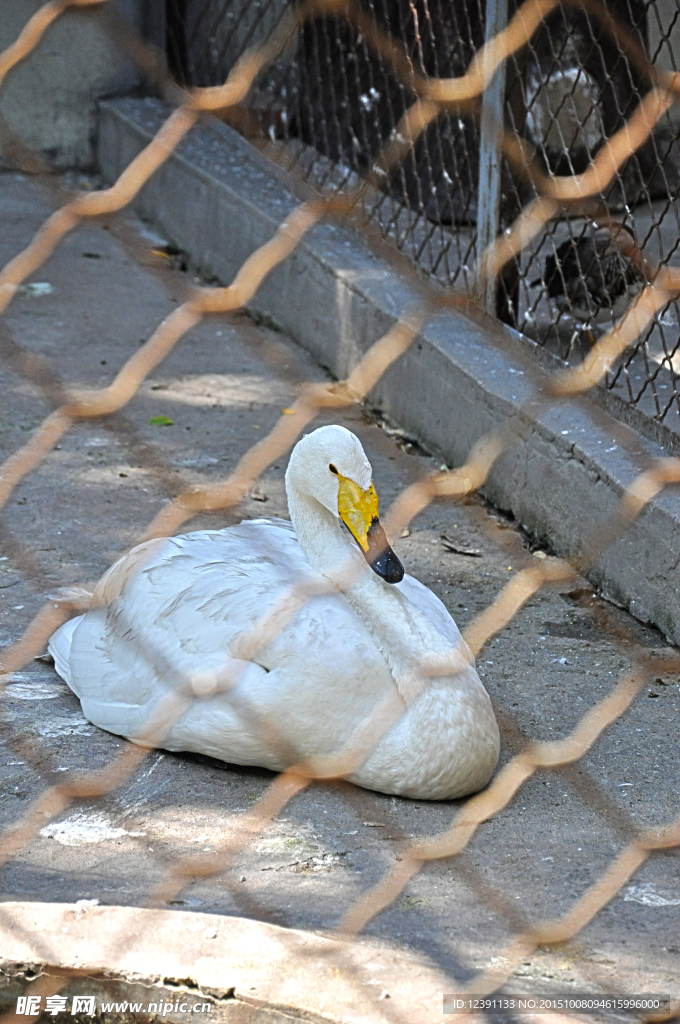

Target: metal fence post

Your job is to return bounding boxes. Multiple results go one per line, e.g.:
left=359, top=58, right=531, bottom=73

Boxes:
left=476, top=0, right=509, bottom=315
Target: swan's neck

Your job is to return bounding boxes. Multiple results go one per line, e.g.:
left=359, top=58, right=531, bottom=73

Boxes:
left=286, top=482, right=359, bottom=581
left=287, top=483, right=461, bottom=702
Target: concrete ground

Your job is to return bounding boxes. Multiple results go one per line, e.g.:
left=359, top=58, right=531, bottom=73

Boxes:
left=0, top=173, right=678, bottom=1004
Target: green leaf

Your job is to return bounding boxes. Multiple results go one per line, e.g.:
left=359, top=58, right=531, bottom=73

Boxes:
left=148, top=415, right=173, bottom=427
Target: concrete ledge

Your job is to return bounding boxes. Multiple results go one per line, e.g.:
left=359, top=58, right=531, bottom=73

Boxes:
left=98, top=97, right=680, bottom=644
left=0, top=901, right=449, bottom=1023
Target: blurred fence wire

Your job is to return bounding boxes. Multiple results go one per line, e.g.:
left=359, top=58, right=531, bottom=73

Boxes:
left=0, top=0, right=679, bottom=1019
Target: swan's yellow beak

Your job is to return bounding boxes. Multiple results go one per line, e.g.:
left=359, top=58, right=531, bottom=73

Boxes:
left=337, top=475, right=378, bottom=552
left=337, top=474, right=404, bottom=584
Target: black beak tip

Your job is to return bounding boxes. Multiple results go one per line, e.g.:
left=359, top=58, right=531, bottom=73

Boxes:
left=365, top=519, right=404, bottom=584
left=370, top=547, right=405, bottom=584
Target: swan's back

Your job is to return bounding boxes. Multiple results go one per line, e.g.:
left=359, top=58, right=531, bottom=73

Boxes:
left=53, top=520, right=399, bottom=770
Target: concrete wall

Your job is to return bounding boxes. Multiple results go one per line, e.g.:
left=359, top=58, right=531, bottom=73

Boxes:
left=0, top=0, right=147, bottom=170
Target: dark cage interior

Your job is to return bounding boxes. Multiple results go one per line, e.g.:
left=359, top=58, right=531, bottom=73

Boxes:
left=163, top=0, right=680, bottom=436
left=521, top=0, right=650, bottom=176
left=164, top=0, right=674, bottom=218
left=292, top=0, right=484, bottom=226
left=510, top=0, right=680, bottom=204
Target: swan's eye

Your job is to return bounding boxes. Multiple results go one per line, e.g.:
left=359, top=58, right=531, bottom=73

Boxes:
left=328, top=463, right=339, bottom=475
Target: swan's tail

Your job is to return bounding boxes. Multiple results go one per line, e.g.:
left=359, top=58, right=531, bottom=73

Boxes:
left=48, top=615, right=84, bottom=691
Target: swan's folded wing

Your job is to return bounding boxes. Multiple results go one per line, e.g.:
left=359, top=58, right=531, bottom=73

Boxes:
left=66, top=522, right=307, bottom=688
left=63, top=521, right=396, bottom=765
left=69, top=607, right=283, bottom=768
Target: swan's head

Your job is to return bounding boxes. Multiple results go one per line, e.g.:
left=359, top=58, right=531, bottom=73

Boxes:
left=286, top=425, right=404, bottom=584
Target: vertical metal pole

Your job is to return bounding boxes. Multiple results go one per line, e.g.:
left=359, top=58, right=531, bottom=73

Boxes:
left=476, top=0, right=509, bottom=314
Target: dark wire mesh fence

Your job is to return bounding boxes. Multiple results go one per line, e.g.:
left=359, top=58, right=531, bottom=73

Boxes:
left=166, top=0, right=485, bottom=287
left=165, top=0, right=680, bottom=438
left=502, top=0, right=680, bottom=433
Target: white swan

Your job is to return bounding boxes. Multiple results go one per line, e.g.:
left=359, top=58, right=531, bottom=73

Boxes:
left=49, top=425, right=499, bottom=800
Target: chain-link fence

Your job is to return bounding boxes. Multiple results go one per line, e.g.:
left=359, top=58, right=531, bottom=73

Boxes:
left=1, top=0, right=680, bottom=1019
left=162, top=0, right=680, bottom=438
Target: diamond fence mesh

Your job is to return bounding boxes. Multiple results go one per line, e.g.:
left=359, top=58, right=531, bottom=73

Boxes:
left=0, top=0, right=679, bottom=1019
